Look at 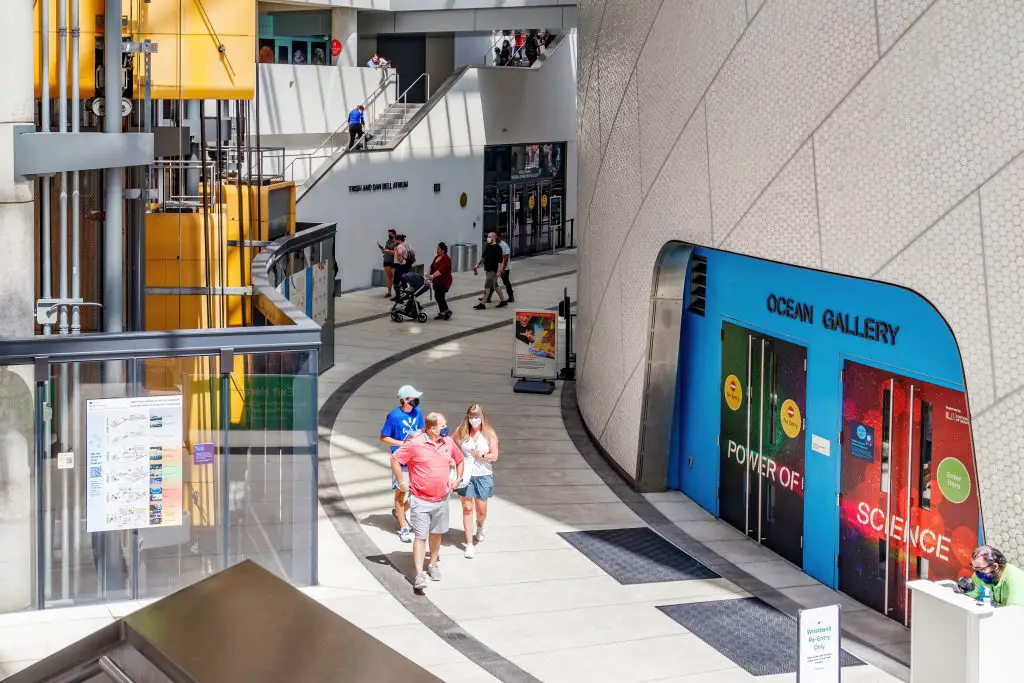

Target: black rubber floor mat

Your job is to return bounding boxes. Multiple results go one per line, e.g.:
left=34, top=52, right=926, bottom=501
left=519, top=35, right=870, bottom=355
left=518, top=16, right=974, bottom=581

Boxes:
left=657, top=598, right=864, bottom=676
left=557, top=527, right=719, bottom=584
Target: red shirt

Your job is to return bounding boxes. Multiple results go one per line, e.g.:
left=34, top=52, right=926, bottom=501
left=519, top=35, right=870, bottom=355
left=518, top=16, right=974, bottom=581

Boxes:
left=430, top=253, right=453, bottom=289
left=393, top=434, right=464, bottom=502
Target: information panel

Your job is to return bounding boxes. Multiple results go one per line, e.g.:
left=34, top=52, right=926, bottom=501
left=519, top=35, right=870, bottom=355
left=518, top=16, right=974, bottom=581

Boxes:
left=797, top=604, right=841, bottom=683
left=86, top=395, right=184, bottom=532
left=513, top=310, right=558, bottom=379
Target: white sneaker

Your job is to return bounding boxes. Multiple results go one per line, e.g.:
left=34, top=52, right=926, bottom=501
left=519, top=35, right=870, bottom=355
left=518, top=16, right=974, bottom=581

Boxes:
left=475, top=526, right=486, bottom=543
left=464, top=544, right=475, bottom=559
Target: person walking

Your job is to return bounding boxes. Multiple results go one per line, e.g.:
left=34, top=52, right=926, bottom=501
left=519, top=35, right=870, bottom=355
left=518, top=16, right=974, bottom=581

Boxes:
left=393, top=233, right=411, bottom=281
left=379, top=385, right=424, bottom=543
left=429, top=242, right=454, bottom=320
left=472, top=232, right=507, bottom=310
left=347, top=104, right=366, bottom=150
left=482, top=233, right=514, bottom=304
left=453, top=404, right=499, bottom=558
left=382, top=228, right=398, bottom=297
left=392, top=413, right=464, bottom=592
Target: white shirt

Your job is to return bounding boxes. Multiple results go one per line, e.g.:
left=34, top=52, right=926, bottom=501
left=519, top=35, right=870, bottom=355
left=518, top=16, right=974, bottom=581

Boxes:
left=460, top=431, right=493, bottom=477
left=499, top=240, right=511, bottom=270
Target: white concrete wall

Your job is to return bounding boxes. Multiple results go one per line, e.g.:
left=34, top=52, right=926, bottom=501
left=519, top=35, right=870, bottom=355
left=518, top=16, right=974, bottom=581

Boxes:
left=425, top=34, right=456, bottom=97
left=455, top=32, right=497, bottom=68
left=575, top=0, right=1024, bottom=558
left=298, top=31, right=578, bottom=291
left=359, top=6, right=577, bottom=34
left=257, top=63, right=396, bottom=178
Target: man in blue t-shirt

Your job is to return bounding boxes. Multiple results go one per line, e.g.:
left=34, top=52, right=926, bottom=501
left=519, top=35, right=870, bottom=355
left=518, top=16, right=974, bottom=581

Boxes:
left=347, top=105, right=366, bottom=150
left=380, top=385, right=424, bottom=542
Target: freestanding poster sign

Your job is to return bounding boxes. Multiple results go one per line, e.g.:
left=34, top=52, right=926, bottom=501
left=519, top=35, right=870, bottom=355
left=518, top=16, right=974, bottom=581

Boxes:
left=797, top=604, right=842, bottom=682
left=512, top=310, right=558, bottom=394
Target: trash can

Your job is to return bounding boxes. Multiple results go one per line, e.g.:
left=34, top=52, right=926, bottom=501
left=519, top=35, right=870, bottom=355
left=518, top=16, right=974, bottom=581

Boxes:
left=450, top=242, right=478, bottom=272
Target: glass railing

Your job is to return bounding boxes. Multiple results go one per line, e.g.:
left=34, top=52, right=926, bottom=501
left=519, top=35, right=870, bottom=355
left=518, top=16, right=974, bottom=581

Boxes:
left=0, top=222, right=335, bottom=612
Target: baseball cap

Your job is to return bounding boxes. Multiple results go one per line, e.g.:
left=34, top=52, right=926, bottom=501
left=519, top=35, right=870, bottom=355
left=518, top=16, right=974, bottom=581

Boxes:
left=397, top=385, right=423, bottom=400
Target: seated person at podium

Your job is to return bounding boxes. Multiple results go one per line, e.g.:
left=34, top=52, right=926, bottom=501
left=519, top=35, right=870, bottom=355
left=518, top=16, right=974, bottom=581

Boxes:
left=959, top=545, right=1024, bottom=607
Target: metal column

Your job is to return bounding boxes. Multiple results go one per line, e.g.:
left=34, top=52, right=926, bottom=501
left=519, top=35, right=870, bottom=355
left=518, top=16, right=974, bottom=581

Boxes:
left=103, top=0, right=124, bottom=334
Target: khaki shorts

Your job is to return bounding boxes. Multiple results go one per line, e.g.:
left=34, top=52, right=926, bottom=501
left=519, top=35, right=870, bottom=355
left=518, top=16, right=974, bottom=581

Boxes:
left=485, top=270, right=500, bottom=290
left=408, top=495, right=450, bottom=540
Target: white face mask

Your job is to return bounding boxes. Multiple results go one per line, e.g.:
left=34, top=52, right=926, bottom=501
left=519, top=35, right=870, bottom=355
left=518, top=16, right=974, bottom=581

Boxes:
left=469, top=417, right=482, bottom=428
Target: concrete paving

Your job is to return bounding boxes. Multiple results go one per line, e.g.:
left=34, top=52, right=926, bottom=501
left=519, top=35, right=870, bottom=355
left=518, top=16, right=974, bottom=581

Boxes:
left=0, top=250, right=910, bottom=682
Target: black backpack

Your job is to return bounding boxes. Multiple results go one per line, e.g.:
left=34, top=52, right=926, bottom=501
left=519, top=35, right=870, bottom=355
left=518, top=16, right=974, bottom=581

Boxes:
left=406, top=247, right=416, bottom=267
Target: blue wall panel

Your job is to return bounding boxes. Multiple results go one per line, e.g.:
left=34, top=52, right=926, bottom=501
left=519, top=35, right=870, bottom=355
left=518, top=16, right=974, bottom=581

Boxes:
left=669, top=247, right=965, bottom=587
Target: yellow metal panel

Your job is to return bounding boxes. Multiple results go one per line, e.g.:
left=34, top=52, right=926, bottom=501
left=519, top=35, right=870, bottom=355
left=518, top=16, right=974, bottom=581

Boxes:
left=34, top=0, right=255, bottom=100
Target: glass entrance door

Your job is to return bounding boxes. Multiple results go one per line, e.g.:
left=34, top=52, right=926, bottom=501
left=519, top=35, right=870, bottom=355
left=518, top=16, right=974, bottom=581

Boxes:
left=719, top=322, right=807, bottom=567
left=838, top=361, right=979, bottom=625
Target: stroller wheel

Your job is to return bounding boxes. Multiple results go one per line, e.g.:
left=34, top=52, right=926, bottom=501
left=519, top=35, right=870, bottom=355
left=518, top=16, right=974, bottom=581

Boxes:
left=417, top=312, right=428, bottom=323
left=391, top=311, right=402, bottom=322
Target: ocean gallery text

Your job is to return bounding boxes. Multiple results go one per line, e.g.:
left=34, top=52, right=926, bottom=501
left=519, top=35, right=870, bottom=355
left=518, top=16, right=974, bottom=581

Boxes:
left=765, top=294, right=900, bottom=347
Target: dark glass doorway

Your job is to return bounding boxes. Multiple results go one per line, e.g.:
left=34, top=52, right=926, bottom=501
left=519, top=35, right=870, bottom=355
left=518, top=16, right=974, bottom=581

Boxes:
left=719, top=322, right=807, bottom=567
left=838, top=361, right=979, bottom=625
left=483, top=143, right=566, bottom=257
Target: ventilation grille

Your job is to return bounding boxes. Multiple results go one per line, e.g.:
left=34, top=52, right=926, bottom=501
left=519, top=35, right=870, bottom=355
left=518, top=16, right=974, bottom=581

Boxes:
left=687, top=255, right=707, bottom=316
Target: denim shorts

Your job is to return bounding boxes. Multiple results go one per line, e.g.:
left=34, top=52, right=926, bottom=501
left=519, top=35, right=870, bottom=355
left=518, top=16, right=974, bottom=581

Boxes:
left=391, top=465, right=409, bottom=491
left=457, top=475, right=494, bottom=500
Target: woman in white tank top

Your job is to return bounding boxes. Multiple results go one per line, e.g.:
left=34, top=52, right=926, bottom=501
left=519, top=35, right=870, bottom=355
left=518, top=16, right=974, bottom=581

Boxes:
left=452, top=403, right=499, bottom=558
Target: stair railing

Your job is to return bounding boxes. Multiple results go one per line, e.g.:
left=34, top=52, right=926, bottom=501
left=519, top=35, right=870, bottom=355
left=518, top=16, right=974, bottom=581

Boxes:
left=283, top=71, right=398, bottom=182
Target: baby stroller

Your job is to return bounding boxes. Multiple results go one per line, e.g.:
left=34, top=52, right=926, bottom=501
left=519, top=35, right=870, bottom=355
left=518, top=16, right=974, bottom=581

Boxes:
left=390, top=271, right=430, bottom=323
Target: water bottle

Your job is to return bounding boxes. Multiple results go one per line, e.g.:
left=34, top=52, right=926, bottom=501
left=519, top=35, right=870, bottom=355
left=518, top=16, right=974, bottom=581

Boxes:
left=976, top=585, right=988, bottom=606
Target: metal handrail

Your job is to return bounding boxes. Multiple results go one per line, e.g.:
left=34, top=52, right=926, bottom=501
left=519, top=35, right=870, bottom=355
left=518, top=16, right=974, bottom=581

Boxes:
left=282, top=72, right=398, bottom=180
left=395, top=72, right=430, bottom=107
left=0, top=223, right=336, bottom=363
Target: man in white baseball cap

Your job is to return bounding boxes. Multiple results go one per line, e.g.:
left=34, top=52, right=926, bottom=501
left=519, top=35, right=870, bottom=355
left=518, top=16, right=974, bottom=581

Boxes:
left=379, top=385, right=424, bottom=542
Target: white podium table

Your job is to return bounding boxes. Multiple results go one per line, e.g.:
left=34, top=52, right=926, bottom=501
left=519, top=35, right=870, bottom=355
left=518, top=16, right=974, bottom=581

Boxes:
left=909, top=579, right=1024, bottom=683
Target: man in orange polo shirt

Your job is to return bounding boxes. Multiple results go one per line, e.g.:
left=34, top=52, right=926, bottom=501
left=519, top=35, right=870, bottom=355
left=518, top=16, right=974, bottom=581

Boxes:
left=392, top=412, right=464, bottom=592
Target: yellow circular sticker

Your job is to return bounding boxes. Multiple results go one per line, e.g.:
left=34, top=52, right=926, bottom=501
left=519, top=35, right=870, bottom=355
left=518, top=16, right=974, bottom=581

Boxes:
left=529, top=195, right=536, bottom=210
left=723, top=374, right=743, bottom=412
left=780, top=399, right=802, bottom=439
left=541, top=194, right=549, bottom=208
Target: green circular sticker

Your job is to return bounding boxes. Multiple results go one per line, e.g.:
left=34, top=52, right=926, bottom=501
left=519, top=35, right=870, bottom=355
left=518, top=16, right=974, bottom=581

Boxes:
left=936, top=457, right=971, bottom=504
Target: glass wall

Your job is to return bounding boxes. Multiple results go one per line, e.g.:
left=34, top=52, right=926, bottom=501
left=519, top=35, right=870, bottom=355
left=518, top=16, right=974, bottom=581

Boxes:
left=258, top=10, right=331, bottom=65
left=483, top=142, right=567, bottom=257
left=32, top=349, right=317, bottom=610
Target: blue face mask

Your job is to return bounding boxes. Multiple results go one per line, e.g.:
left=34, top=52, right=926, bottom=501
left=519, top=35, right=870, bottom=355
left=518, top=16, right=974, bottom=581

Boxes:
left=975, top=570, right=997, bottom=585
left=440, top=426, right=449, bottom=437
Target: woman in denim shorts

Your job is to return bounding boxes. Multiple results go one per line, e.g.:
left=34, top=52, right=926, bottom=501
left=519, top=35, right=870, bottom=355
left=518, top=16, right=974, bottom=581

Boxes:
left=453, top=403, right=499, bottom=558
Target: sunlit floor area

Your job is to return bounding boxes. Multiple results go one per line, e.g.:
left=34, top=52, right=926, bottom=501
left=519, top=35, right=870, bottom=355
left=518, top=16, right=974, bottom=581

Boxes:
left=0, top=251, right=909, bottom=682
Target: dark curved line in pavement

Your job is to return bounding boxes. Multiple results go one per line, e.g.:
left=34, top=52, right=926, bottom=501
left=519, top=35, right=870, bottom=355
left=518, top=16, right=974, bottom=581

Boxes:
left=336, top=269, right=577, bottom=328
left=318, top=322, right=561, bottom=681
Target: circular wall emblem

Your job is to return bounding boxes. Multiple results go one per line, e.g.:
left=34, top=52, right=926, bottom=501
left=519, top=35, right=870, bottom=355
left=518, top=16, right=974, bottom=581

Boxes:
left=780, top=399, right=802, bottom=439
left=724, top=374, right=743, bottom=412
left=528, top=195, right=536, bottom=210
left=937, top=457, right=972, bottom=504
left=541, top=194, right=549, bottom=208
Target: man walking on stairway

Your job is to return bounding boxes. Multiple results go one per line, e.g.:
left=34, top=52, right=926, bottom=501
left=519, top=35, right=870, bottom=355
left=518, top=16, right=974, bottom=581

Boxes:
left=347, top=105, right=365, bottom=150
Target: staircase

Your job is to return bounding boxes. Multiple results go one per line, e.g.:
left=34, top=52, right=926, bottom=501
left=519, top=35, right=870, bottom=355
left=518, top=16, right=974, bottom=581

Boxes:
left=364, top=103, right=423, bottom=150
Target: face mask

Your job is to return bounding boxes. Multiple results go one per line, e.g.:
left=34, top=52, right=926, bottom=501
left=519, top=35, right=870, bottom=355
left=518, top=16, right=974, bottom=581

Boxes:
left=976, top=570, right=997, bottom=585
left=469, top=418, right=482, bottom=428
left=440, top=426, right=449, bottom=437
left=411, top=398, right=420, bottom=408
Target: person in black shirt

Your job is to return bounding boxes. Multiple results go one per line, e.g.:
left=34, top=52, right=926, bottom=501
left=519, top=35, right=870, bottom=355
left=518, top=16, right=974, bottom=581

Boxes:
left=472, top=232, right=507, bottom=310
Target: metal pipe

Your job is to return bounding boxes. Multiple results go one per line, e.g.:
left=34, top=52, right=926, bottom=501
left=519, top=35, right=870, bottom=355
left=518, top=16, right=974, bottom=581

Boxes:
left=216, top=101, right=226, bottom=326
left=58, top=0, right=69, bottom=335
left=199, top=100, right=215, bottom=329
left=71, top=0, right=81, bottom=334
left=103, top=0, right=125, bottom=334
left=41, top=0, right=53, bottom=335
left=71, top=0, right=83, bottom=599
left=235, top=100, right=247, bottom=326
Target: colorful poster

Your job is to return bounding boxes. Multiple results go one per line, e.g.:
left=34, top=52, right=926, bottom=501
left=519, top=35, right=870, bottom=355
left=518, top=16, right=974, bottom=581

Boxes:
left=838, top=360, right=979, bottom=624
left=513, top=310, right=557, bottom=379
left=86, top=395, right=184, bottom=532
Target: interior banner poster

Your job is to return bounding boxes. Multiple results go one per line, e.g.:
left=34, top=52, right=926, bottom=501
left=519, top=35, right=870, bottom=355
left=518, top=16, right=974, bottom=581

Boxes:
left=513, top=310, right=557, bottom=379
left=86, top=395, right=184, bottom=532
